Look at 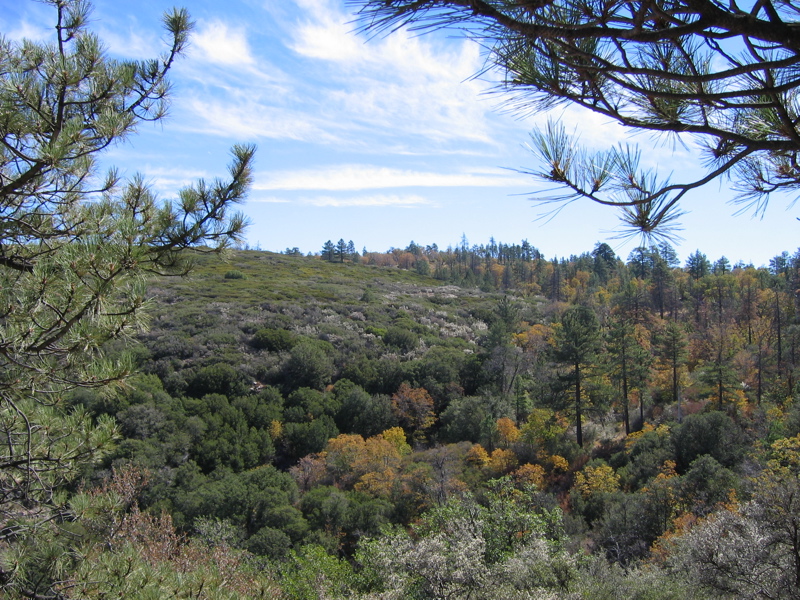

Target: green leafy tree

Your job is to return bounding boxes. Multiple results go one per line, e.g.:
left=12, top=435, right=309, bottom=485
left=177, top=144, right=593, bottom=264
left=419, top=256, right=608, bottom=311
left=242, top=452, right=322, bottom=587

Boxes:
left=591, top=242, right=617, bottom=285
left=250, top=327, right=296, bottom=352
left=555, top=306, right=601, bottom=447
left=283, top=340, right=335, bottom=391
left=0, top=1, right=250, bottom=594
left=351, top=0, right=800, bottom=238
left=672, top=411, right=747, bottom=472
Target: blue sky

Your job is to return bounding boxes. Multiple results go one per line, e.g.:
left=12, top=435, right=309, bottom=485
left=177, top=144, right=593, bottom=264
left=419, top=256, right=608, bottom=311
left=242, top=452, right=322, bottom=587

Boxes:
left=3, top=0, right=798, bottom=267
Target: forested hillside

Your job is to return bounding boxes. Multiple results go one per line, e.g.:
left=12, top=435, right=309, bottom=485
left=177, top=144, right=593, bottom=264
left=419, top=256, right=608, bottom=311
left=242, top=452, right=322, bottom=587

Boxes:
left=50, top=243, right=800, bottom=599
left=7, top=0, right=800, bottom=597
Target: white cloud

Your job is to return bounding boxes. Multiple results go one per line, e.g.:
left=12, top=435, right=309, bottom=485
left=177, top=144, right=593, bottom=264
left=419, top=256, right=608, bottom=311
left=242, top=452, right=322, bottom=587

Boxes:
left=254, top=165, right=530, bottom=191
left=192, top=19, right=255, bottom=66
left=284, top=0, right=500, bottom=149
left=101, top=26, right=159, bottom=60
left=153, top=0, right=508, bottom=151
left=305, top=194, right=430, bottom=207
left=251, top=196, right=291, bottom=204
left=288, top=6, right=361, bottom=63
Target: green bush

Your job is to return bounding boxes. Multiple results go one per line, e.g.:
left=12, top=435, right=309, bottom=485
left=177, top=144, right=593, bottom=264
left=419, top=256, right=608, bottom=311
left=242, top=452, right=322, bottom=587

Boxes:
left=224, top=269, right=246, bottom=280
left=186, top=363, right=249, bottom=399
left=384, top=326, right=418, bottom=352
left=251, top=327, right=296, bottom=351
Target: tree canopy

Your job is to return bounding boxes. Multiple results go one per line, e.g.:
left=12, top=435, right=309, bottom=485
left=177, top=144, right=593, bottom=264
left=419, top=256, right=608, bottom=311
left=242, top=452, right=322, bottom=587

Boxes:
left=350, top=0, right=800, bottom=239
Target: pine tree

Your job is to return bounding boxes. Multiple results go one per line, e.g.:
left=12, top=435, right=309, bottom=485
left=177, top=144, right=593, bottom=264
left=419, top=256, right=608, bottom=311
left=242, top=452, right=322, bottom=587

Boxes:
left=0, top=1, right=251, bottom=593
left=555, top=306, right=601, bottom=447
left=322, top=240, right=336, bottom=261
left=336, top=238, right=348, bottom=263
left=606, top=317, right=651, bottom=434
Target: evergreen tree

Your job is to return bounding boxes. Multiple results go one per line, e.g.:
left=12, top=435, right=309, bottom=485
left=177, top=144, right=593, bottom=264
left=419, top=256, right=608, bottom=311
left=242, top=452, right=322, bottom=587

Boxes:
left=650, top=256, right=675, bottom=319
left=322, top=240, right=336, bottom=261
left=591, top=242, right=617, bottom=285
left=686, top=250, right=712, bottom=280
left=0, top=2, right=251, bottom=594
left=655, top=320, right=689, bottom=422
left=336, top=238, right=348, bottom=263
left=606, top=317, right=652, bottom=434
left=713, top=256, right=732, bottom=275
left=555, top=306, right=601, bottom=447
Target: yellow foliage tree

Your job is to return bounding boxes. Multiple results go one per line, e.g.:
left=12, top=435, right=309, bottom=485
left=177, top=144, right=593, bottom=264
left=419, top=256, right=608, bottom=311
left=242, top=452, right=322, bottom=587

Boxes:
left=466, top=444, right=490, bottom=467
left=573, top=464, right=620, bottom=498
left=391, top=383, right=436, bottom=438
left=324, top=434, right=367, bottom=487
left=496, top=417, right=521, bottom=448
left=352, top=436, right=402, bottom=477
left=381, top=427, right=412, bottom=456
left=323, top=432, right=403, bottom=494
left=520, top=408, right=567, bottom=461
left=487, top=448, right=519, bottom=476
left=769, top=434, right=800, bottom=475
left=354, top=469, right=397, bottom=498
left=548, top=455, right=571, bottom=474
left=512, top=463, right=546, bottom=490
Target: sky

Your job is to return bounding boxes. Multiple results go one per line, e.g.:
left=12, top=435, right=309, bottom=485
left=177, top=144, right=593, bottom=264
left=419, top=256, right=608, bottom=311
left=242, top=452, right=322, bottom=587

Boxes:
left=2, top=0, right=798, bottom=268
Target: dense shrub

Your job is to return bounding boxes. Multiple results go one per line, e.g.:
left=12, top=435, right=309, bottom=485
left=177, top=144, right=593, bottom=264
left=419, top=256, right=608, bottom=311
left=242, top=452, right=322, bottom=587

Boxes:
left=251, top=327, right=296, bottom=352
left=283, top=341, right=336, bottom=391
left=186, top=363, right=249, bottom=399
left=672, top=411, right=747, bottom=472
left=384, top=326, right=418, bottom=352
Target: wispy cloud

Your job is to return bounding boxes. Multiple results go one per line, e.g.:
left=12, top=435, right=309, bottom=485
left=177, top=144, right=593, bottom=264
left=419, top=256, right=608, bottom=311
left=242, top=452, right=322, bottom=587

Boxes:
left=252, top=193, right=432, bottom=207
left=286, top=2, right=497, bottom=147
left=6, top=20, right=50, bottom=42
left=138, top=166, right=210, bottom=191
left=180, top=98, right=330, bottom=141
left=251, top=196, right=292, bottom=204
left=288, top=0, right=362, bottom=63
left=169, top=0, right=505, bottom=150
left=100, top=23, right=160, bottom=59
left=255, top=165, right=530, bottom=191
left=303, top=194, right=431, bottom=207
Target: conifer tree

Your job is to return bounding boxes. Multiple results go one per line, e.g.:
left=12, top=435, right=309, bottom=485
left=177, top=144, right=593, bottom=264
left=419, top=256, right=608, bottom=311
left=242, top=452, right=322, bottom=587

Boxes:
left=606, top=317, right=651, bottom=434
left=655, top=320, right=689, bottom=422
left=555, top=305, right=601, bottom=447
left=0, top=1, right=251, bottom=593
left=322, top=240, right=336, bottom=261
left=336, top=238, right=348, bottom=263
